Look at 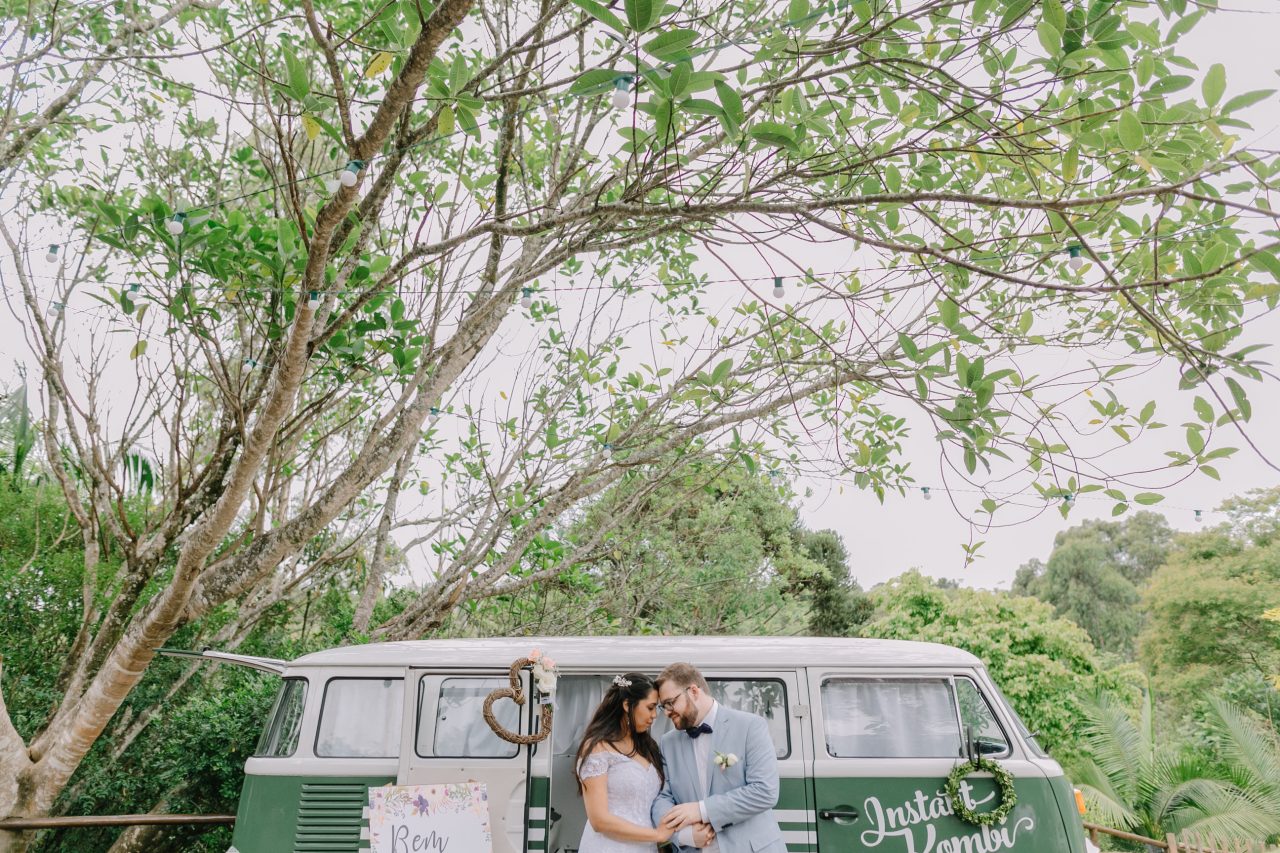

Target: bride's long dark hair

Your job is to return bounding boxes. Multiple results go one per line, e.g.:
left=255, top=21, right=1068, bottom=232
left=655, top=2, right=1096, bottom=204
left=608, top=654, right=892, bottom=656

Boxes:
left=574, top=672, right=665, bottom=793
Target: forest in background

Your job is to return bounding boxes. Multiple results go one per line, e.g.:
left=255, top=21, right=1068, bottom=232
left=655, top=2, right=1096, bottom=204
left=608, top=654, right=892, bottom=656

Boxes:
left=1, top=418, right=1277, bottom=851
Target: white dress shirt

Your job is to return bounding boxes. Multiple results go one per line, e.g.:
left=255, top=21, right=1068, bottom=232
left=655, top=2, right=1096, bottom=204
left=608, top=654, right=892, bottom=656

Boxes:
left=675, top=702, right=720, bottom=852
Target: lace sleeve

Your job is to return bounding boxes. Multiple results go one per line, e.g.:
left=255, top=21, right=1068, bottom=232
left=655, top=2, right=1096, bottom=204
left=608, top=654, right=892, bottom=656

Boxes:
left=578, top=752, right=612, bottom=780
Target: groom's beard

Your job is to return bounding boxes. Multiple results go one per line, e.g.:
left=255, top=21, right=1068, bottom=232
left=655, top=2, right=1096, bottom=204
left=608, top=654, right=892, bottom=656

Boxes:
left=672, top=708, right=699, bottom=730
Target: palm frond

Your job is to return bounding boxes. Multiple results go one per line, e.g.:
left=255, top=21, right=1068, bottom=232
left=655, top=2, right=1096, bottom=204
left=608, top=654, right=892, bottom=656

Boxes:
left=1081, top=693, right=1146, bottom=798
left=1209, top=697, right=1280, bottom=794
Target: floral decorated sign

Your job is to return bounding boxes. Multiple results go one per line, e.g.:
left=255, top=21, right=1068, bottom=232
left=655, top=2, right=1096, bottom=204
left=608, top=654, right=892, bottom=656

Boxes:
left=364, top=782, right=492, bottom=853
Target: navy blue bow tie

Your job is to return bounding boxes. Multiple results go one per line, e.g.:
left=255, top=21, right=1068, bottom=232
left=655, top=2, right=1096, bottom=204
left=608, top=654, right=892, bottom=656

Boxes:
left=686, top=722, right=713, bottom=739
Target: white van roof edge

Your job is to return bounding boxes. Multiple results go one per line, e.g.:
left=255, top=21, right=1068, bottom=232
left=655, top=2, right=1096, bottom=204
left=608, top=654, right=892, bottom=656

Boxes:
left=287, top=636, right=983, bottom=669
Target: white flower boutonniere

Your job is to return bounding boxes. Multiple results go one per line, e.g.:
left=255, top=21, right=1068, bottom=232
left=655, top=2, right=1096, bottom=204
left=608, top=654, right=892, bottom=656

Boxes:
left=714, top=751, right=739, bottom=771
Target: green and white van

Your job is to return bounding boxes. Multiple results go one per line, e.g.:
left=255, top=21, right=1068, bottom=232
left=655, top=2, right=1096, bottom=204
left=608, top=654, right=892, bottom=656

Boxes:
left=217, top=636, right=1091, bottom=853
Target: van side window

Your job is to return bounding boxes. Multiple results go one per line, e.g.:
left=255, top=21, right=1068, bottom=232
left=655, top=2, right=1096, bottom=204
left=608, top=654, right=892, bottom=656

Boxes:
left=820, top=678, right=961, bottom=758
left=709, top=679, right=790, bottom=758
left=955, top=677, right=1011, bottom=758
left=315, top=678, right=404, bottom=758
left=255, top=678, right=307, bottom=757
left=418, top=677, right=520, bottom=759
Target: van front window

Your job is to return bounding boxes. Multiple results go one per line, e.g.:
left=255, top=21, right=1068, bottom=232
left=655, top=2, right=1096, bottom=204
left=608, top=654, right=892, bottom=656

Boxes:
left=315, top=677, right=404, bottom=757
left=821, top=678, right=962, bottom=758
left=255, top=678, right=307, bottom=757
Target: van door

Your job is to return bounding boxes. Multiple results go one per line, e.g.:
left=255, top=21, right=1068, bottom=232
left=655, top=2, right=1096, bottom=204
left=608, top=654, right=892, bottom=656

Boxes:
left=806, top=668, right=1067, bottom=853
left=702, top=671, right=815, bottom=853
left=399, top=669, right=535, bottom=853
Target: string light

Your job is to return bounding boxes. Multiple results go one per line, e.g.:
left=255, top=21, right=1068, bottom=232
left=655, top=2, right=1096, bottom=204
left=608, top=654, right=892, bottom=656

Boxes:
left=1063, top=493, right=1075, bottom=506
left=338, top=159, right=364, bottom=188
left=773, top=276, right=784, bottom=298
left=46, top=244, right=59, bottom=263
left=611, top=76, right=633, bottom=110
left=1194, top=509, right=1203, bottom=523
left=1067, top=244, right=1084, bottom=272
left=602, top=442, right=613, bottom=458
left=49, top=301, right=64, bottom=314
left=306, top=290, right=321, bottom=310
left=520, top=287, right=533, bottom=308
left=242, top=356, right=258, bottom=368
left=166, top=212, right=187, bottom=236
left=429, top=406, right=441, bottom=425
left=921, top=486, right=932, bottom=500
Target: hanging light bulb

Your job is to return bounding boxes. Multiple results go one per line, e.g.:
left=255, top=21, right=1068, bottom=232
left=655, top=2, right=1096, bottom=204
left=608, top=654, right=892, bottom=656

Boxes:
left=306, top=290, right=321, bottom=310
left=338, top=159, right=364, bottom=188
left=1194, top=509, right=1203, bottom=523
left=602, top=442, right=613, bottom=458
left=166, top=212, right=187, bottom=236
left=128, top=283, right=141, bottom=293
left=611, top=76, right=633, bottom=110
left=1067, top=244, right=1084, bottom=272
left=1063, top=493, right=1075, bottom=506
left=520, top=287, right=533, bottom=309
left=773, top=276, right=784, bottom=298
left=921, top=486, right=932, bottom=501
left=49, top=300, right=64, bottom=314
left=323, top=177, right=341, bottom=193
left=429, top=406, right=441, bottom=425
left=46, top=244, right=60, bottom=263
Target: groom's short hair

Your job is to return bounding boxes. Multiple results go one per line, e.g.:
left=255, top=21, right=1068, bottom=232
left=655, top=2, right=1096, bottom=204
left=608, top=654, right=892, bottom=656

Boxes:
left=656, top=662, right=708, bottom=693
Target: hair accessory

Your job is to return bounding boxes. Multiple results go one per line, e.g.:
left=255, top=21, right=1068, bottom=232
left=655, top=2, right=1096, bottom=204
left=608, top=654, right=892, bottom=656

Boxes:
left=612, top=674, right=632, bottom=688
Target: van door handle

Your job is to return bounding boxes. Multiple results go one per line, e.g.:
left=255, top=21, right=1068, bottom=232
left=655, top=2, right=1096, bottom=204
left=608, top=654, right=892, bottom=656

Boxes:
left=819, top=807, right=860, bottom=824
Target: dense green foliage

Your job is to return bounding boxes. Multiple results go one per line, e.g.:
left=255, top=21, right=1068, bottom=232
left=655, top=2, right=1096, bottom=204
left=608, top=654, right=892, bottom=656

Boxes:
left=859, top=571, right=1139, bottom=766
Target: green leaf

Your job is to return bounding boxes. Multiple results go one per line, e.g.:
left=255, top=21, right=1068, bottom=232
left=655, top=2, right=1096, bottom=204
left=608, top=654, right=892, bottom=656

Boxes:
left=284, top=47, right=310, bottom=102
left=999, top=0, right=1034, bottom=30
left=1133, top=492, right=1165, bottom=505
left=749, top=120, right=797, bottom=150
left=714, top=80, right=745, bottom=125
left=570, top=69, right=626, bottom=96
left=1186, top=425, right=1205, bottom=455
left=1221, top=89, right=1276, bottom=114
left=568, top=0, right=629, bottom=34
left=711, top=358, right=733, bottom=385
left=1203, top=62, right=1226, bottom=108
left=1036, top=21, right=1062, bottom=54
left=1193, top=395, right=1213, bottom=423
left=1225, top=377, right=1251, bottom=421
left=1117, top=110, right=1145, bottom=150
left=898, top=333, right=921, bottom=362
left=788, top=0, right=810, bottom=26
left=1042, top=0, right=1066, bottom=32
left=643, top=28, right=697, bottom=59
left=1145, top=75, right=1193, bottom=97
left=939, top=298, right=960, bottom=329
left=129, top=339, right=148, bottom=360
left=625, top=0, right=655, bottom=32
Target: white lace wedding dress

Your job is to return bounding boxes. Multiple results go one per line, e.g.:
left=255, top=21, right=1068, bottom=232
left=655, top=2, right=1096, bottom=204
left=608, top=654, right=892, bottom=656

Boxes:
left=577, top=750, right=662, bottom=853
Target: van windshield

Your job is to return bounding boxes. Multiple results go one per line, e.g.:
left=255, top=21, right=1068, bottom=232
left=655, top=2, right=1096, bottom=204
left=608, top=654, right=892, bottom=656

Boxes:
left=256, top=678, right=307, bottom=757
left=985, top=677, right=1050, bottom=758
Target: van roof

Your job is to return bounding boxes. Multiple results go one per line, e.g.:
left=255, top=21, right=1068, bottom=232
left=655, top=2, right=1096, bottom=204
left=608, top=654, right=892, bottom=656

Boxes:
left=289, top=636, right=983, bottom=670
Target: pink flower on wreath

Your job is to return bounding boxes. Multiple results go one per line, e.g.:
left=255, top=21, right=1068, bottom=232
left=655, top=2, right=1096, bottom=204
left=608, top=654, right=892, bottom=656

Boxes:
left=528, top=649, right=542, bottom=661
left=541, top=657, right=556, bottom=669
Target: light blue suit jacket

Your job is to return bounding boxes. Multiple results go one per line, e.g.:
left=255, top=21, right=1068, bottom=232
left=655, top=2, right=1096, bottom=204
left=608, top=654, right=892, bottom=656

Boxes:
left=651, top=705, right=786, bottom=853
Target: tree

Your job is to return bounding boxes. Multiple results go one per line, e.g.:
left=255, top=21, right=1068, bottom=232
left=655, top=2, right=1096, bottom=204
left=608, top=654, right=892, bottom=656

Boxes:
left=1073, top=693, right=1280, bottom=845
left=859, top=571, right=1139, bottom=765
left=1139, top=529, right=1280, bottom=716
left=450, top=462, right=817, bottom=636
left=2, top=0, right=1278, bottom=838
left=796, top=529, right=873, bottom=636
left=1013, top=512, right=1175, bottom=657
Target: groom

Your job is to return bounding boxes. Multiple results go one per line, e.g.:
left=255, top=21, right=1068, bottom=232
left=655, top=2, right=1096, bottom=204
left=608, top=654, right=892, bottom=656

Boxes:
left=651, top=663, right=787, bottom=853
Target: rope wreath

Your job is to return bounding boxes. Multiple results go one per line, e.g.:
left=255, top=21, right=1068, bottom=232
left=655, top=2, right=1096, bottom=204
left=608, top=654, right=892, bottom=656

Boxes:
left=482, top=656, right=553, bottom=745
left=945, top=756, right=1018, bottom=826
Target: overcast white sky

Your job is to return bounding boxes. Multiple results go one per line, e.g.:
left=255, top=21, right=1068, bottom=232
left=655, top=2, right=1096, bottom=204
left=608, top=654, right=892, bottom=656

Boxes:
left=2, top=1, right=1277, bottom=594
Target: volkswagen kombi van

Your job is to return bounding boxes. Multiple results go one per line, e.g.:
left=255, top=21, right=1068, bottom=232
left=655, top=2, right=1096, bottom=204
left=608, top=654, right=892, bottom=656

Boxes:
left=213, top=636, right=1089, bottom=853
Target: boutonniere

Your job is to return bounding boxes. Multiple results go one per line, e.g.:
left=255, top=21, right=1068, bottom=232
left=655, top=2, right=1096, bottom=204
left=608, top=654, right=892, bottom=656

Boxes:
left=714, top=751, right=739, bottom=771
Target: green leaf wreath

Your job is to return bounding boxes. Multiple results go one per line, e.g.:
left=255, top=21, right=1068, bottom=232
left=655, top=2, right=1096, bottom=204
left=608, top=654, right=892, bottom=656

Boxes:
left=945, top=756, right=1018, bottom=826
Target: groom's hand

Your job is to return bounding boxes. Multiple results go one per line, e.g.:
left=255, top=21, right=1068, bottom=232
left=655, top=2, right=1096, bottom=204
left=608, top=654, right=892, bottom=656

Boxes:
left=661, top=802, right=703, bottom=831
left=692, top=822, right=716, bottom=848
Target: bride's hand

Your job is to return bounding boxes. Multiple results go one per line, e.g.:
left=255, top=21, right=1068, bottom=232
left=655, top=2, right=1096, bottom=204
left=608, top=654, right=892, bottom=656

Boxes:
left=692, top=822, right=716, bottom=847
left=650, top=824, right=675, bottom=843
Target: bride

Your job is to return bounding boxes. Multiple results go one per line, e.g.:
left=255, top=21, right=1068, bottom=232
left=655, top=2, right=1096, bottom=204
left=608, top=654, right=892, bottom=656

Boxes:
left=575, top=673, right=714, bottom=852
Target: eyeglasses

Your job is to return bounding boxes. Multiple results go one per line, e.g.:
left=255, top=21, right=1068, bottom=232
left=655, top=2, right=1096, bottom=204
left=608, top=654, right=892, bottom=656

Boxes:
left=657, top=686, right=692, bottom=713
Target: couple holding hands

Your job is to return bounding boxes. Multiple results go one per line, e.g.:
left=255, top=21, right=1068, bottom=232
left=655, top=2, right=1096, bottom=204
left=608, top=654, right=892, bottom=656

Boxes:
left=574, top=662, right=786, bottom=853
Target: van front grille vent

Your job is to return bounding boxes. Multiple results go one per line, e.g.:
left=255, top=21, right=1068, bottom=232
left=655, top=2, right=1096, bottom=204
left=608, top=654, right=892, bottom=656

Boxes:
left=294, top=781, right=368, bottom=852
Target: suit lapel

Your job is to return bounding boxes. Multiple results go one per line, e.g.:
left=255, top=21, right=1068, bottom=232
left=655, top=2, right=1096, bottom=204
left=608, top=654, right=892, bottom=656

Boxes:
left=706, top=706, right=731, bottom=794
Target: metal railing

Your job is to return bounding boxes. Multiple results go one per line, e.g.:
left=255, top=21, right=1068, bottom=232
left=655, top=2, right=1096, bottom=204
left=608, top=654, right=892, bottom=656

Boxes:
left=0, top=814, right=235, bottom=830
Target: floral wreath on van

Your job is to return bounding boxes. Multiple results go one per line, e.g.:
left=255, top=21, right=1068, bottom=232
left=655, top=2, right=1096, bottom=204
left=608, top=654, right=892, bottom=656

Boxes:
left=944, top=756, right=1017, bottom=826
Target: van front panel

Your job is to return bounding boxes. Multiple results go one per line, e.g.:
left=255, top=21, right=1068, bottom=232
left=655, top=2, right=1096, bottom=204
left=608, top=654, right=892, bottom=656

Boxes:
left=231, top=773, right=395, bottom=852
